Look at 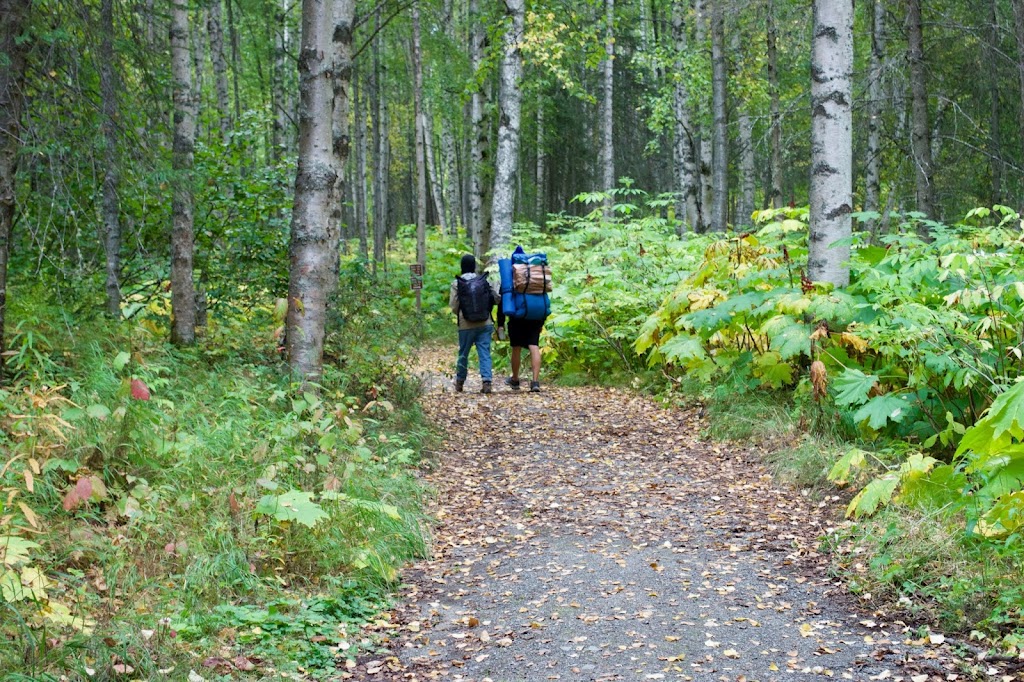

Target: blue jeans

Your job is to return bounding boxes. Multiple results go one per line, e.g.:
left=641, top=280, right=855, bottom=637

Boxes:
left=456, top=325, right=493, bottom=382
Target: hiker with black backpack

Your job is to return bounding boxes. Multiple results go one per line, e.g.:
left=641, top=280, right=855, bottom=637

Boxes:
left=449, top=254, right=502, bottom=394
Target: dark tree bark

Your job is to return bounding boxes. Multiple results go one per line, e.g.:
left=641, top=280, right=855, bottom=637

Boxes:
left=709, top=0, right=728, bottom=231
left=0, top=0, right=31, bottom=380
left=170, top=0, right=198, bottom=345
left=865, top=0, right=885, bottom=229
left=767, top=0, right=783, bottom=208
left=98, top=0, right=122, bottom=317
left=286, top=0, right=339, bottom=382
left=906, top=0, right=935, bottom=220
left=208, top=0, right=231, bottom=143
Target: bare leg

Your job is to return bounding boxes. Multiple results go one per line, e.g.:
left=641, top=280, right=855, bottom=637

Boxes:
left=511, top=346, right=522, bottom=381
left=529, top=345, right=541, bottom=382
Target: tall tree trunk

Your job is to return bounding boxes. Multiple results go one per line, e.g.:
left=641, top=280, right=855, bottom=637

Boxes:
left=192, top=6, right=207, bottom=141
left=170, top=0, right=198, bottom=344
left=536, top=95, right=547, bottom=225
left=709, top=0, right=728, bottom=231
left=371, top=9, right=387, bottom=270
left=0, top=0, right=31, bottom=380
left=865, top=0, right=885, bottom=229
left=489, top=0, right=525, bottom=260
left=988, top=0, right=1004, bottom=203
left=601, top=0, right=615, bottom=217
left=424, top=106, right=448, bottom=236
left=809, top=0, right=853, bottom=287
left=1013, top=0, right=1024, bottom=163
left=671, top=0, right=700, bottom=232
left=286, top=0, right=338, bottom=383
left=354, top=64, right=369, bottom=260
left=694, top=0, right=713, bottom=229
left=272, top=0, right=288, bottom=159
left=734, top=41, right=755, bottom=228
left=226, top=0, right=241, bottom=124
left=906, top=0, right=935, bottom=220
left=208, top=0, right=230, bottom=143
left=767, top=0, right=783, bottom=208
left=469, top=0, right=490, bottom=260
left=331, top=0, right=355, bottom=279
left=442, top=118, right=459, bottom=235
left=412, top=4, right=427, bottom=270
left=99, top=0, right=122, bottom=316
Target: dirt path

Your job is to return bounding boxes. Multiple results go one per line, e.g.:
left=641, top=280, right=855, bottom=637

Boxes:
left=346, top=350, right=956, bottom=682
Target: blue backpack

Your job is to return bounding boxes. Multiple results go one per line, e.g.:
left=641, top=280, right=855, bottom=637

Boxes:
left=499, top=246, right=550, bottom=320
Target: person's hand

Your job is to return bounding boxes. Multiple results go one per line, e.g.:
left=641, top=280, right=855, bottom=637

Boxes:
left=497, top=326, right=506, bottom=341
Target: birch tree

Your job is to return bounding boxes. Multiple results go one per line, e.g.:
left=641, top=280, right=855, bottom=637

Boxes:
left=808, top=0, right=853, bottom=287
left=330, top=0, right=354, bottom=274
left=601, top=0, right=615, bottom=217
left=489, top=0, right=525, bottom=260
left=412, top=3, right=427, bottom=269
left=286, top=0, right=338, bottom=382
left=469, top=0, right=490, bottom=260
left=170, top=0, right=198, bottom=345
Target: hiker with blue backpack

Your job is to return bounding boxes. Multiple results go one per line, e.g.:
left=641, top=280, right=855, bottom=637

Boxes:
left=450, top=254, right=501, bottom=394
left=499, top=246, right=551, bottom=393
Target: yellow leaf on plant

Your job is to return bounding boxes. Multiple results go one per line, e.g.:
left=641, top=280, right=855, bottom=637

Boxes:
left=23, top=469, right=34, bottom=493
left=839, top=332, right=869, bottom=353
left=18, top=502, right=39, bottom=529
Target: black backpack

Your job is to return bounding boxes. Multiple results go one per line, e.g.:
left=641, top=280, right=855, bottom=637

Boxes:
left=456, top=273, right=494, bottom=323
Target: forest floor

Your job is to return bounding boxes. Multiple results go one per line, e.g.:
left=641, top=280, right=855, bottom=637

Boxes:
left=342, top=347, right=979, bottom=682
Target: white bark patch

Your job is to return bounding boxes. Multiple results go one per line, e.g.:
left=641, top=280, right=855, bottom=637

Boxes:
left=808, top=0, right=852, bottom=287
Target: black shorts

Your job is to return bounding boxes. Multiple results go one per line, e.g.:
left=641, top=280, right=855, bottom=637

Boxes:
left=508, top=317, right=545, bottom=348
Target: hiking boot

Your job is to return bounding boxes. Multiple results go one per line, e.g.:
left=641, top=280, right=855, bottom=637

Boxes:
left=530, top=381, right=541, bottom=393
left=455, top=378, right=465, bottom=393
left=505, top=377, right=521, bottom=391
left=481, top=381, right=492, bottom=394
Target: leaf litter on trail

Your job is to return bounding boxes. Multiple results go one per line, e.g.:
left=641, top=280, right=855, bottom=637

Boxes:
left=340, top=347, right=962, bottom=680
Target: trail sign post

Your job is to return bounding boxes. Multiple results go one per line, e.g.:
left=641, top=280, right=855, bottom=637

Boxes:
left=410, top=264, right=424, bottom=315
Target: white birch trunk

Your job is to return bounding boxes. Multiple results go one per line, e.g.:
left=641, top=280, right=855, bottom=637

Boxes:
left=441, top=118, right=459, bottom=236
left=171, top=0, right=197, bottom=344
left=809, top=0, right=853, bottom=287
left=671, top=0, right=700, bottom=233
left=371, top=9, right=387, bottom=268
left=412, top=4, right=428, bottom=269
left=489, top=0, right=525, bottom=261
left=601, top=0, right=615, bottom=217
left=694, top=0, right=713, bottom=230
left=286, top=0, right=338, bottom=383
left=469, top=0, right=490, bottom=260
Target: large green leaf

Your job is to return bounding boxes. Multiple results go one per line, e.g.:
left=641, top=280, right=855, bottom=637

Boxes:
left=760, top=317, right=810, bottom=360
left=827, top=448, right=868, bottom=485
left=255, top=490, right=329, bottom=528
left=659, top=334, right=706, bottom=364
left=846, top=475, right=900, bottom=518
left=832, top=369, right=878, bottom=407
left=853, top=394, right=909, bottom=430
left=957, top=381, right=1024, bottom=457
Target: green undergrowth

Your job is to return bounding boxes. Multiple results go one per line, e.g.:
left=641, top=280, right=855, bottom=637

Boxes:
left=495, top=189, right=1024, bottom=652
left=0, top=260, right=436, bottom=680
